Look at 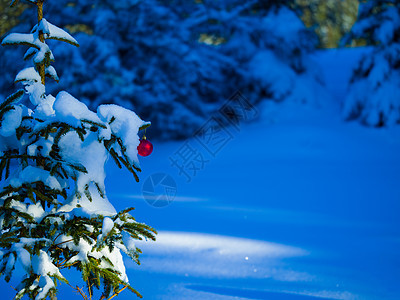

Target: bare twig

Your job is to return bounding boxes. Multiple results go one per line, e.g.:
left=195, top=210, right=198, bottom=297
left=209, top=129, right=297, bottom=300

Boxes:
left=107, top=285, right=128, bottom=300
left=53, top=233, right=63, bottom=243
left=66, top=282, right=88, bottom=300
left=53, top=238, right=74, bottom=247
left=88, top=279, right=92, bottom=300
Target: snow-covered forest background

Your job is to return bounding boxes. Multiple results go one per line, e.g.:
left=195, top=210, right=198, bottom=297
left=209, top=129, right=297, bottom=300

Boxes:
left=1, top=0, right=399, bottom=299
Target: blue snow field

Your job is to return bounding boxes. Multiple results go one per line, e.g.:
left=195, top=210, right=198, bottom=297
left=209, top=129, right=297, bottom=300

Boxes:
left=102, top=48, right=400, bottom=300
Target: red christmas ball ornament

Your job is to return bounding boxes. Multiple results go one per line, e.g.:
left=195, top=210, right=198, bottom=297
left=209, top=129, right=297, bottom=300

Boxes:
left=137, top=137, right=153, bottom=157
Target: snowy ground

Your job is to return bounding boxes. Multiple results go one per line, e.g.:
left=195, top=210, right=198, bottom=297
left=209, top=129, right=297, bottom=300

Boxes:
left=2, top=47, right=400, bottom=299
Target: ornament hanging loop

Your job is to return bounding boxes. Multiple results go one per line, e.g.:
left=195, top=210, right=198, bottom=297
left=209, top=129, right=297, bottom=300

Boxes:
left=143, top=128, right=147, bottom=140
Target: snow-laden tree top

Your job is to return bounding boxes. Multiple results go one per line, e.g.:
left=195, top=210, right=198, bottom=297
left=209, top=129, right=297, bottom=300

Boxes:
left=0, top=0, right=155, bottom=299
left=342, top=0, right=400, bottom=127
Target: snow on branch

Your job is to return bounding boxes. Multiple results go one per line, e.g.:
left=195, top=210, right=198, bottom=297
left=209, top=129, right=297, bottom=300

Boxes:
left=33, top=19, right=80, bottom=47
left=15, top=67, right=41, bottom=83
left=1, top=33, right=38, bottom=48
left=10, top=0, right=38, bottom=8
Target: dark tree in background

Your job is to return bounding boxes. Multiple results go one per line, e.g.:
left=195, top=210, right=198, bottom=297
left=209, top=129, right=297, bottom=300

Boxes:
left=296, top=0, right=359, bottom=48
left=0, top=0, right=325, bottom=139
left=342, top=0, right=400, bottom=126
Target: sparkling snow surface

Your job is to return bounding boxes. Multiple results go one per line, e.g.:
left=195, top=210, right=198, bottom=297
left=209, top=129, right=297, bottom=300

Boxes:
left=2, top=49, right=399, bottom=299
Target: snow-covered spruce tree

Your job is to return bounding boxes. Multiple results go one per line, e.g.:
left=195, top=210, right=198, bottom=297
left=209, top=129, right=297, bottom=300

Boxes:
left=190, top=0, right=323, bottom=106
left=342, top=0, right=400, bottom=126
left=0, top=1, right=155, bottom=299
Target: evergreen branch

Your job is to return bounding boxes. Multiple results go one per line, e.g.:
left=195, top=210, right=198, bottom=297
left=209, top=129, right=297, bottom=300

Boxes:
left=46, top=36, right=80, bottom=47
left=84, top=184, right=93, bottom=202
left=1, top=38, right=39, bottom=50
left=0, top=106, right=15, bottom=125
left=0, top=230, right=21, bottom=241
left=10, top=0, right=37, bottom=8
left=108, top=148, right=122, bottom=169
left=28, top=121, right=85, bottom=144
left=81, top=119, right=107, bottom=129
left=45, top=67, right=59, bottom=83
left=0, top=153, right=87, bottom=175
left=115, top=154, right=139, bottom=182
left=33, top=185, right=56, bottom=204
left=16, top=124, right=33, bottom=140
left=53, top=125, right=70, bottom=145
left=0, top=154, right=38, bottom=161
left=69, top=162, right=88, bottom=174
left=50, top=162, right=64, bottom=178
left=0, top=89, right=24, bottom=112
left=125, top=285, right=143, bottom=298
left=0, top=207, right=35, bottom=223
left=60, top=167, right=69, bottom=180
left=50, top=273, right=69, bottom=285
left=76, top=127, right=86, bottom=141
left=23, top=48, right=37, bottom=61
left=138, top=123, right=150, bottom=131
left=114, top=207, right=135, bottom=221
left=115, top=138, right=127, bottom=156
left=94, top=182, right=105, bottom=198
left=5, top=157, right=10, bottom=179
left=0, top=158, right=7, bottom=181
left=115, top=138, right=141, bottom=172
left=0, top=186, right=16, bottom=199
